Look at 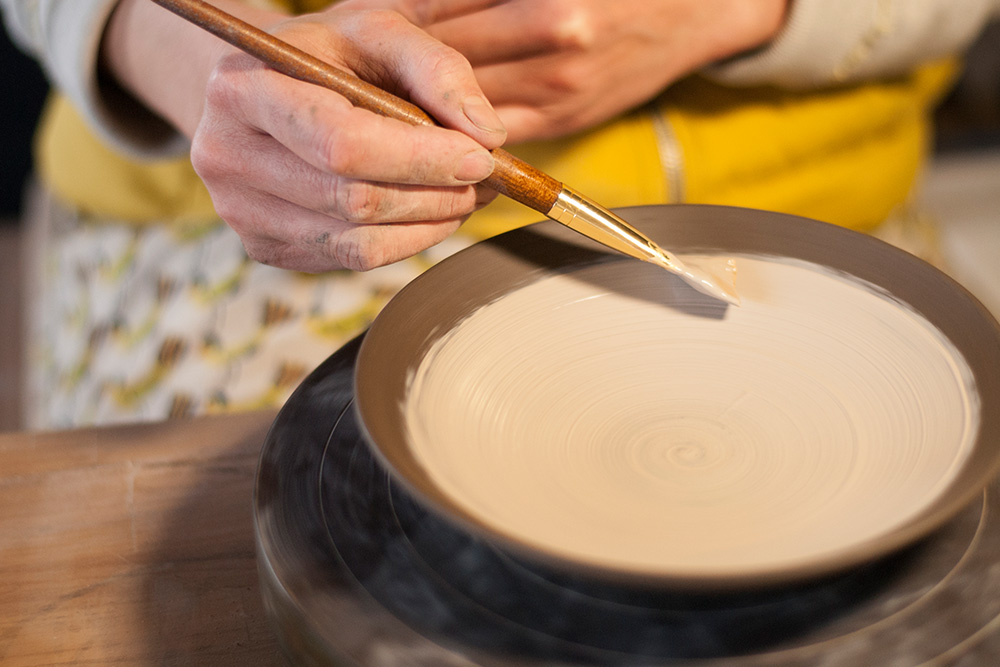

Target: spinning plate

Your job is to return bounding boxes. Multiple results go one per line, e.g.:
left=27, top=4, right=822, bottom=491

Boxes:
left=355, top=205, right=1000, bottom=587
left=255, top=335, right=1000, bottom=665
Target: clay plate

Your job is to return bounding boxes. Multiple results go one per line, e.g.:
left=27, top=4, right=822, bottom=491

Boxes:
left=354, top=204, right=1000, bottom=589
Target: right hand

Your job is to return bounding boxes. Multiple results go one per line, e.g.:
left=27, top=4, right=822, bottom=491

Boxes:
left=105, top=1, right=507, bottom=271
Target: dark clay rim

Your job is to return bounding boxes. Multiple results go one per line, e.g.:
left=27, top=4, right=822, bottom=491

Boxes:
left=354, top=204, right=1000, bottom=590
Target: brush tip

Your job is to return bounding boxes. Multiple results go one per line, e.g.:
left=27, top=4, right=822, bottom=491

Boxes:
left=653, top=253, right=740, bottom=306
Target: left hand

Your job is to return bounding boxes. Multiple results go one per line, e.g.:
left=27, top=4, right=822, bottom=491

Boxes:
left=355, top=0, right=787, bottom=143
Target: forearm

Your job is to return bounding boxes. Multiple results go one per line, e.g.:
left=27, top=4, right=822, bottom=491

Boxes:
left=101, top=0, right=284, bottom=140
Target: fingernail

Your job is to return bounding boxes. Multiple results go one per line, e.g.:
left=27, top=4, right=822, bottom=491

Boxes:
left=462, top=96, right=505, bottom=134
left=455, top=150, right=495, bottom=183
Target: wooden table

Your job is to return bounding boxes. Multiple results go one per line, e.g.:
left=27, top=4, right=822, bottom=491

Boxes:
left=0, top=412, right=289, bottom=666
left=6, top=410, right=1000, bottom=666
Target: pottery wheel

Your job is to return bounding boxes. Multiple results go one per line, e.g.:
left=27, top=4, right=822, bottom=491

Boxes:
left=255, top=335, right=1000, bottom=666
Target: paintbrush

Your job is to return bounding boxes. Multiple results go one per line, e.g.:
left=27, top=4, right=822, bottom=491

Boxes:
left=148, top=0, right=739, bottom=305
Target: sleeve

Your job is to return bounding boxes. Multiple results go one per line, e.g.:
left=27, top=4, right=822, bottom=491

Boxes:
left=705, top=0, right=1000, bottom=88
left=0, top=0, right=189, bottom=158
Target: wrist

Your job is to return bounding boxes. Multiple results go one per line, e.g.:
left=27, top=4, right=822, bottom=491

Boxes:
left=709, top=0, right=789, bottom=62
left=100, top=0, right=284, bottom=139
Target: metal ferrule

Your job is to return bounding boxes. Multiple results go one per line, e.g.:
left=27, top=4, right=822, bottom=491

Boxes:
left=546, top=187, right=670, bottom=267
left=546, top=187, right=739, bottom=306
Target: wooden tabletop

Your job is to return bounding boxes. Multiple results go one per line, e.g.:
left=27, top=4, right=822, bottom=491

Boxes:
left=0, top=411, right=288, bottom=666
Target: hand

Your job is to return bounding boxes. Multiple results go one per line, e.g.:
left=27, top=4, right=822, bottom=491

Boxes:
left=102, top=0, right=507, bottom=272
left=361, top=0, right=787, bottom=143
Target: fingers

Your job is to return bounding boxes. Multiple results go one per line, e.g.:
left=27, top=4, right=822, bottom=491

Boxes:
left=355, top=0, right=593, bottom=66
left=193, top=118, right=491, bottom=224
left=210, top=61, right=496, bottom=187
left=332, top=9, right=507, bottom=148
left=223, top=187, right=493, bottom=272
left=487, top=104, right=555, bottom=145
left=424, top=0, right=596, bottom=66
left=461, top=52, right=605, bottom=142
left=192, top=102, right=499, bottom=270
left=341, top=0, right=500, bottom=35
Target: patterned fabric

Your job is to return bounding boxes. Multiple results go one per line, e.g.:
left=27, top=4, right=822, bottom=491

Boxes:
left=24, top=186, right=944, bottom=431
left=24, top=190, right=471, bottom=429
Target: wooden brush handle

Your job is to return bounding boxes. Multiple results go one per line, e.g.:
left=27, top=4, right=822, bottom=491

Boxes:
left=150, top=0, right=563, bottom=213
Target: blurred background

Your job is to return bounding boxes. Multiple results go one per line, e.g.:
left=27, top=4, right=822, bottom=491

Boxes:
left=1, top=22, right=998, bottom=432
left=0, top=29, right=46, bottom=431
left=922, top=21, right=1000, bottom=324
